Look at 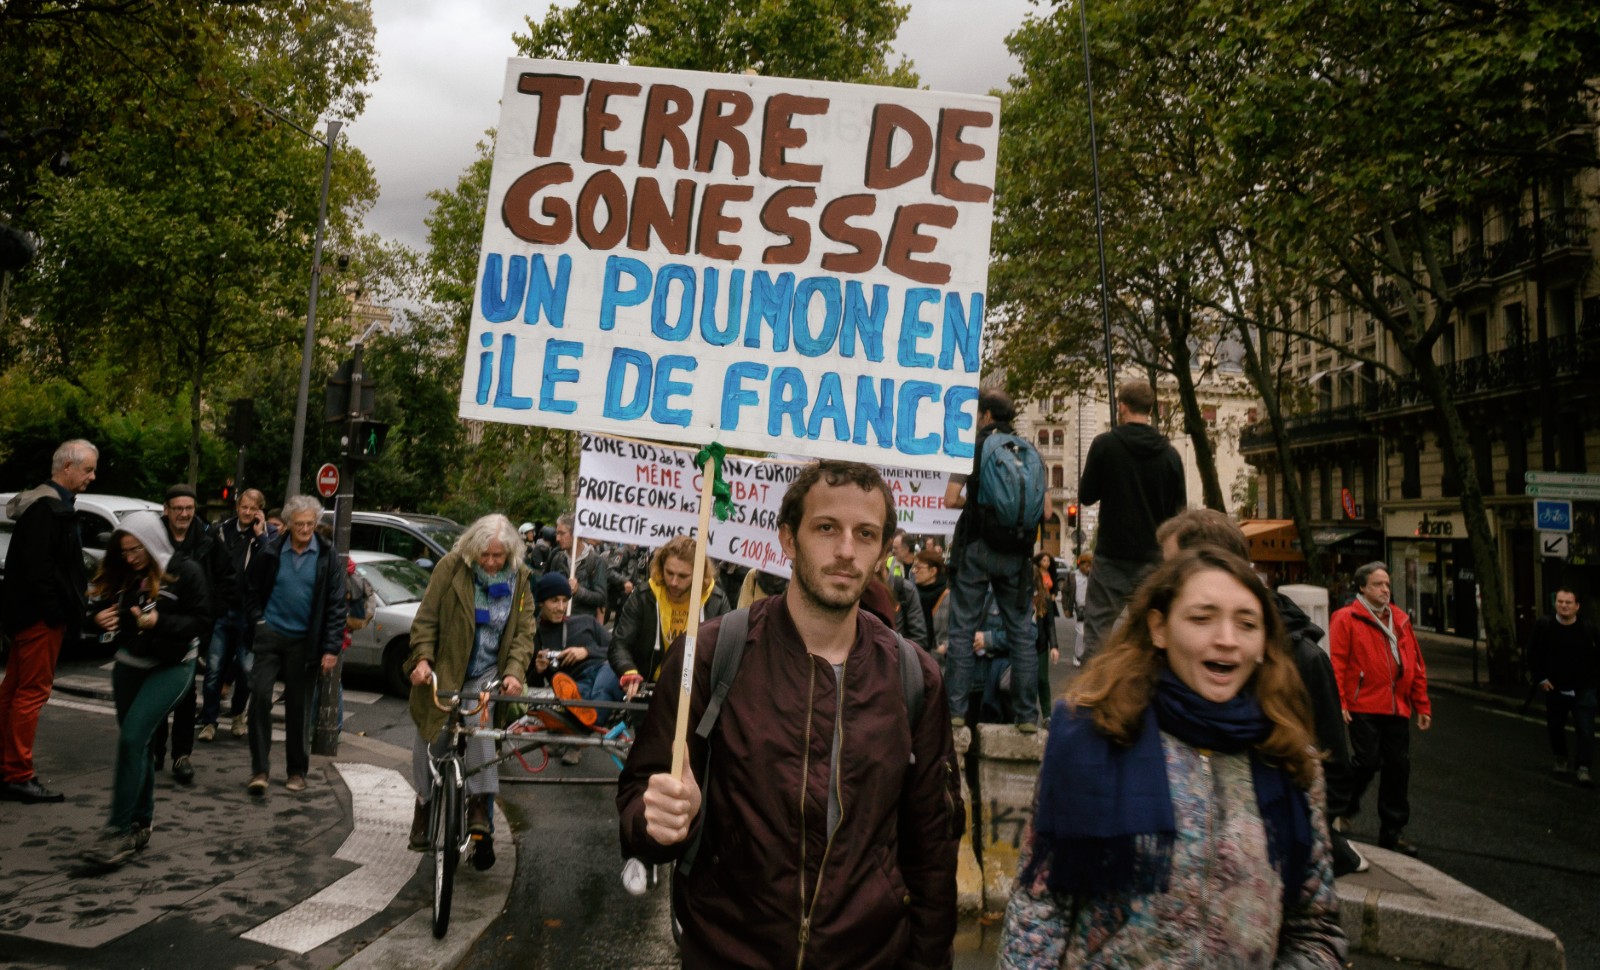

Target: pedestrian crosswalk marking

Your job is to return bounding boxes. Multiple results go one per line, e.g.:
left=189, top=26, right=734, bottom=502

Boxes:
left=46, top=696, right=115, bottom=716
left=240, top=762, right=419, bottom=954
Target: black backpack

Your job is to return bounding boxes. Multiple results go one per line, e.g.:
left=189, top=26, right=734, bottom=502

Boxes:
left=677, top=607, right=925, bottom=876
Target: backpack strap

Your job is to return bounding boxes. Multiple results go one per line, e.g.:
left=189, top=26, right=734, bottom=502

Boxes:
left=678, top=608, right=749, bottom=877
left=896, top=630, right=925, bottom=752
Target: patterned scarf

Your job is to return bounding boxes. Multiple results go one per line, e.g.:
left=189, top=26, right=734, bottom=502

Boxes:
left=1025, top=672, right=1312, bottom=909
left=467, top=563, right=515, bottom=679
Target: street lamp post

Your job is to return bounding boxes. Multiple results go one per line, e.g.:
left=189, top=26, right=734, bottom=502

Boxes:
left=284, top=118, right=342, bottom=498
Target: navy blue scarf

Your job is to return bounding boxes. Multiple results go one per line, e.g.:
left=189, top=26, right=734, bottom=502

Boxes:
left=1025, top=672, right=1313, bottom=909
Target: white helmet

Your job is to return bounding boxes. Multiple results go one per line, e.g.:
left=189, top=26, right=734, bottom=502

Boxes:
left=518, top=521, right=535, bottom=535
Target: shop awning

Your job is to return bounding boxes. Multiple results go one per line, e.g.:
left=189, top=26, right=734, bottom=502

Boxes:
left=1310, top=527, right=1383, bottom=553
left=1240, top=519, right=1303, bottom=562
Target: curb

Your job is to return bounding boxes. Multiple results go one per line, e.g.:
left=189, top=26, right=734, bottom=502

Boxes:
left=1338, top=842, right=1566, bottom=970
left=47, top=670, right=515, bottom=970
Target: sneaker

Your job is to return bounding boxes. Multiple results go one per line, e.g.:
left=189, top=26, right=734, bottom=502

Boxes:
left=133, top=824, right=151, bottom=853
left=951, top=716, right=967, bottom=729
left=82, top=828, right=138, bottom=868
left=1579, top=767, right=1593, bottom=787
left=561, top=746, right=583, bottom=766
left=1350, top=847, right=1370, bottom=873
left=172, top=756, right=195, bottom=786
left=198, top=724, right=216, bottom=742
left=284, top=775, right=307, bottom=793
left=1331, top=816, right=1350, bottom=833
left=621, top=858, right=649, bottom=896
left=1379, top=835, right=1420, bottom=858
left=1015, top=721, right=1039, bottom=735
left=231, top=712, right=248, bottom=738
left=247, top=773, right=268, bottom=796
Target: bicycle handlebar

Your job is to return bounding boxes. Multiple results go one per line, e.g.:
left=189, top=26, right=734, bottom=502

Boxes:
left=428, top=671, right=496, bottom=717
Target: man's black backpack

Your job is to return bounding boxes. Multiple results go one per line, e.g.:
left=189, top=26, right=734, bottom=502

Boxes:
left=676, top=606, right=926, bottom=876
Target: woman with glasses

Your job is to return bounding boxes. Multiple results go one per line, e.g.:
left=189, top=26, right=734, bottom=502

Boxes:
left=81, top=510, right=208, bottom=868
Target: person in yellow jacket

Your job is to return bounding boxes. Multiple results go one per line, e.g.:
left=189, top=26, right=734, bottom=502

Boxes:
left=606, top=535, right=732, bottom=699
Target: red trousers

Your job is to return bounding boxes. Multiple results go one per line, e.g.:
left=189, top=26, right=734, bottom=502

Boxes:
left=0, top=621, right=64, bottom=783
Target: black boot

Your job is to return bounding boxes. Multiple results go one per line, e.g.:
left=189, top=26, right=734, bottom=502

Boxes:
left=473, top=834, right=496, bottom=871
left=467, top=795, right=491, bottom=836
left=408, top=801, right=429, bottom=851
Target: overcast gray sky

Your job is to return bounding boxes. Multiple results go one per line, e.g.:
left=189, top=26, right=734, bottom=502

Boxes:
left=346, top=0, right=1037, bottom=253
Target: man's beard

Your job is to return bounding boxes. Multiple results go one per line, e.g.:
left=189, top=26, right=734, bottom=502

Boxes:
left=792, top=552, right=870, bottom=616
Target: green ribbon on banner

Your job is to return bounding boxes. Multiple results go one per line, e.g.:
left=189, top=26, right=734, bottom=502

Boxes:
left=693, top=442, right=735, bottom=522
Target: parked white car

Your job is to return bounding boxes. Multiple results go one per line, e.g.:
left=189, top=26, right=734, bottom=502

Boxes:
left=345, top=550, right=432, bottom=697
left=0, top=491, right=164, bottom=560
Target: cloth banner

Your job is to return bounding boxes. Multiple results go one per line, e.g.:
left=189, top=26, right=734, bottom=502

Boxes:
left=576, top=433, right=955, bottom=577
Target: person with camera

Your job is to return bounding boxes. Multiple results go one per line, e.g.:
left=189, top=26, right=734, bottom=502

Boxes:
left=81, top=510, right=209, bottom=868
left=526, top=573, right=611, bottom=765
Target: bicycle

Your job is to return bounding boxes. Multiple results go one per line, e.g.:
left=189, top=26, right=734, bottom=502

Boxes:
left=422, top=672, right=647, bottom=937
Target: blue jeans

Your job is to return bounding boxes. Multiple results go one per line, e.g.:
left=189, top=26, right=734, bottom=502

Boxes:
left=200, top=612, right=252, bottom=726
left=946, top=537, right=1038, bottom=724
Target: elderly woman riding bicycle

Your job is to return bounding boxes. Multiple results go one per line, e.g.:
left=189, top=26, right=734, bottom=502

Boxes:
left=404, top=513, right=536, bottom=869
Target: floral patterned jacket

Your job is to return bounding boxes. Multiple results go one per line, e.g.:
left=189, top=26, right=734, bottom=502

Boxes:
left=999, top=732, right=1347, bottom=969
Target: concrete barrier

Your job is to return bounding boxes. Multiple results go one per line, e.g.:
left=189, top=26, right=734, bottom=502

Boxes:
left=971, top=724, right=1046, bottom=912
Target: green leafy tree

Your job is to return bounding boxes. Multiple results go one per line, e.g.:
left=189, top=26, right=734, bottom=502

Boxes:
left=514, top=0, right=918, bottom=85
left=8, top=0, right=380, bottom=486
left=1205, top=0, right=1600, bottom=682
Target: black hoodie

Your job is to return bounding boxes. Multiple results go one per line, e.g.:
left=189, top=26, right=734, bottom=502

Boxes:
left=1078, top=423, right=1185, bottom=562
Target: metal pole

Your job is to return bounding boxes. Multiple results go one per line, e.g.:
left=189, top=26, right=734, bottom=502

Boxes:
left=287, top=120, right=342, bottom=499
left=1077, top=0, right=1118, bottom=427
left=1074, top=390, right=1084, bottom=555
left=314, top=336, right=362, bottom=757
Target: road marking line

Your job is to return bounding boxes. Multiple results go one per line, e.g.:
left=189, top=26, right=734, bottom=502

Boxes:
left=241, top=762, right=419, bottom=954
left=1478, top=706, right=1545, bottom=727
left=47, top=696, right=114, bottom=715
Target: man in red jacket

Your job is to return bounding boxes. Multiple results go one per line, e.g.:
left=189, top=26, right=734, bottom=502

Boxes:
left=1330, top=561, right=1433, bottom=858
left=618, top=460, right=961, bottom=969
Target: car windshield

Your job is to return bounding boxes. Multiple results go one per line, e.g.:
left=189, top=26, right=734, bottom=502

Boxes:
left=416, top=522, right=462, bottom=550
left=357, top=558, right=431, bottom=605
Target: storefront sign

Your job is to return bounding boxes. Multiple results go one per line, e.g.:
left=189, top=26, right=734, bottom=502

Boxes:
left=1385, top=508, right=1469, bottom=539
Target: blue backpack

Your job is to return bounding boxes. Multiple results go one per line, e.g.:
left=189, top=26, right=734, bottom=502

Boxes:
left=977, top=430, right=1046, bottom=553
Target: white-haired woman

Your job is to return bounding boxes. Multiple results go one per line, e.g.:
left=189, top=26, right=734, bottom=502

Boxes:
left=403, top=513, right=535, bottom=869
left=82, top=510, right=208, bottom=868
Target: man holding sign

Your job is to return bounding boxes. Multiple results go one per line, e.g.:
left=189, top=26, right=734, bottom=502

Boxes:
left=618, top=461, right=961, bottom=969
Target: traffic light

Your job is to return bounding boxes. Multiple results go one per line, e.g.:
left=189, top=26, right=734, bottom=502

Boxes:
left=1066, top=503, right=1079, bottom=528
left=227, top=398, right=256, bottom=448
left=350, top=419, right=390, bottom=461
left=221, top=479, right=235, bottom=503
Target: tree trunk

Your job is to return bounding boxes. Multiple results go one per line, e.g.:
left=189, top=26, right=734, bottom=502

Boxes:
left=1406, top=350, right=1517, bottom=684
left=1233, top=312, right=1325, bottom=584
left=188, top=353, right=203, bottom=487
left=1164, top=307, right=1226, bottom=511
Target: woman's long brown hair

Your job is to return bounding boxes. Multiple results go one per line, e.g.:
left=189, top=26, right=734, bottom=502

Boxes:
left=1068, top=545, right=1318, bottom=788
left=89, top=531, right=164, bottom=603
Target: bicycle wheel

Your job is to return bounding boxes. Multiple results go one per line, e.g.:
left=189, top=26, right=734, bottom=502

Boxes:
left=430, top=758, right=463, bottom=938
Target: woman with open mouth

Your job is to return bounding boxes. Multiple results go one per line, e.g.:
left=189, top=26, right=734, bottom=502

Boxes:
left=998, top=545, right=1346, bottom=968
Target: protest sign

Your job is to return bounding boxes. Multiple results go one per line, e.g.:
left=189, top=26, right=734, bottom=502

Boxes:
left=460, top=59, right=1000, bottom=474
left=576, top=433, right=955, bottom=577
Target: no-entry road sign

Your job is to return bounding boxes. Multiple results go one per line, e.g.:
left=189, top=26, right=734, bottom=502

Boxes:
left=316, top=462, right=340, bottom=499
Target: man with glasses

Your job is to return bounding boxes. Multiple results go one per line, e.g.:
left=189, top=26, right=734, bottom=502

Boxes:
left=244, top=496, right=346, bottom=795
left=150, top=484, right=237, bottom=785
left=198, top=488, right=276, bottom=742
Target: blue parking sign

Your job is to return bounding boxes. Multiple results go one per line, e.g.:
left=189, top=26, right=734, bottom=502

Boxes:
left=1535, top=499, right=1573, bottom=533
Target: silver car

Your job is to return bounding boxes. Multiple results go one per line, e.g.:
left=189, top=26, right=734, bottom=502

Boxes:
left=346, top=550, right=431, bottom=697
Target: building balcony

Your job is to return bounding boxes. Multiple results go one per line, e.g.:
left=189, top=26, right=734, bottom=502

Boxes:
left=1239, top=404, right=1369, bottom=456
left=1367, top=328, right=1600, bottom=415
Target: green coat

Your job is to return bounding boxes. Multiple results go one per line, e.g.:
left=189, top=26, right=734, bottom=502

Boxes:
left=405, top=551, right=535, bottom=742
